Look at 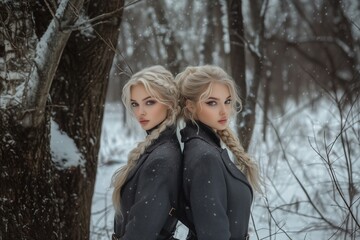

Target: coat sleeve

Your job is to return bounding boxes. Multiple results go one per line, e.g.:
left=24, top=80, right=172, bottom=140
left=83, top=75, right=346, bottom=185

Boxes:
left=121, top=151, right=179, bottom=240
left=186, top=150, right=231, bottom=240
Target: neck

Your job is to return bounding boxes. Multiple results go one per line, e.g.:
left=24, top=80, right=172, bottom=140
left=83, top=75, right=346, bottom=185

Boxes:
left=146, top=120, right=166, bottom=135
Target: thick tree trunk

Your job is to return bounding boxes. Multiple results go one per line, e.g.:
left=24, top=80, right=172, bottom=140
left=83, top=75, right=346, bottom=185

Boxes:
left=0, top=0, right=125, bottom=239
left=0, top=113, right=58, bottom=239
left=50, top=1, right=125, bottom=237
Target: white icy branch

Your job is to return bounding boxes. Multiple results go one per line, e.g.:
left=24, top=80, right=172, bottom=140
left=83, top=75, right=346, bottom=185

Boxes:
left=20, top=0, right=85, bottom=128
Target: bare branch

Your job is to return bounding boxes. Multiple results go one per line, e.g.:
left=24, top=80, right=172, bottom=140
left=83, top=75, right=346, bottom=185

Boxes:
left=64, top=0, right=142, bottom=31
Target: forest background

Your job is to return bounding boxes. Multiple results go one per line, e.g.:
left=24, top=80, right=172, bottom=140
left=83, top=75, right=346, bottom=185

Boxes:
left=0, top=0, right=359, bottom=239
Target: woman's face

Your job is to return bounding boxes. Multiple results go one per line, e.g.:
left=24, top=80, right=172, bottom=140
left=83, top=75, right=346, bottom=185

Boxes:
left=130, top=84, right=168, bottom=131
left=189, top=82, right=232, bottom=131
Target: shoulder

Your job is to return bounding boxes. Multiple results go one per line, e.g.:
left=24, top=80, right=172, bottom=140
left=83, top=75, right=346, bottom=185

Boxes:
left=144, top=140, right=181, bottom=171
left=152, top=137, right=181, bottom=159
left=184, top=136, right=221, bottom=156
left=184, top=138, right=222, bottom=169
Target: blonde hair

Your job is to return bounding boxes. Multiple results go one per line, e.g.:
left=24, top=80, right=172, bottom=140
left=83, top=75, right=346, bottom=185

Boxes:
left=175, top=65, right=261, bottom=192
left=112, top=65, right=180, bottom=214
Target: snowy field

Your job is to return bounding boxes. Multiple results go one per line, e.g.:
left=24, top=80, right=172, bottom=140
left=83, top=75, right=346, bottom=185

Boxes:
left=90, top=97, right=359, bottom=239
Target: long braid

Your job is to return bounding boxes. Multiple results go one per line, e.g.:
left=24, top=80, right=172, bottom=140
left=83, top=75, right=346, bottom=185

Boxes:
left=112, top=118, right=172, bottom=214
left=112, top=65, right=180, bottom=214
left=176, top=65, right=262, bottom=192
left=217, top=127, right=261, bottom=193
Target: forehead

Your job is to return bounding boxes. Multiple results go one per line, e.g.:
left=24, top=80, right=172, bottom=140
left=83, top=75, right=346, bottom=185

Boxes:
left=207, top=82, right=230, bottom=99
left=130, top=84, right=149, bottom=99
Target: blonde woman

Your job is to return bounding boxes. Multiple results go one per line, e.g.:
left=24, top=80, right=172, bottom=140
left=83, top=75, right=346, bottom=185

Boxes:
left=176, top=65, right=261, bottom=240
left=112, top=66, right=182, bottom=240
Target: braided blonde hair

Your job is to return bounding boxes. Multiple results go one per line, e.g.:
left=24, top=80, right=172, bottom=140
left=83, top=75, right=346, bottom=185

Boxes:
left=112, top=65, right=180, bottom=214
left=175, top=65, right=261, bottom=192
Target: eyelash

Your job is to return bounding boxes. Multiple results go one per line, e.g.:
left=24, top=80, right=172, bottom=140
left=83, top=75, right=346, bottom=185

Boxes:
left=205, top=101, right=217, bottom=106
left=205, top=99, right=232, bottom=106
left=130, top=100, right=157, bottom=108
left=146, top=100, right=156, bottom=105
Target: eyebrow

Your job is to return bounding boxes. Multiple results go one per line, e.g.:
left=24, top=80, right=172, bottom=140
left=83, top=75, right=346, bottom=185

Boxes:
left=207, top=95, right=231, bottom=100
left=130, top=96, right=152, bottom=102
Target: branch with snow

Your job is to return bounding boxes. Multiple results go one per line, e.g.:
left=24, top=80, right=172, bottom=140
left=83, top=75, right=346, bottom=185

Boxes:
left=20, top=0, right=85, bottom=128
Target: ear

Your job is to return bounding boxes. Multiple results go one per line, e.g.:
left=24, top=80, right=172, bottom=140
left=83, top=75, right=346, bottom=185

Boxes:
left=185, top=99, right=196, bottom=114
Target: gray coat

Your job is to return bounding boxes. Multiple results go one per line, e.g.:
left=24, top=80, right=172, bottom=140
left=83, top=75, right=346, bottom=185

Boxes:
left=180, top=121, right=253, bottom=240
left=114, top=126, right=182, bottom=240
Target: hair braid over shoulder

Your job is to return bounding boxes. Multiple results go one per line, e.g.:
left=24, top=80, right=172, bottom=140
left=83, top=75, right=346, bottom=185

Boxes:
left=176, top=65, right=261, bottom=192
left=217, top=127, right=261, bottom=192
left=112, top=66, right=179, bottom=214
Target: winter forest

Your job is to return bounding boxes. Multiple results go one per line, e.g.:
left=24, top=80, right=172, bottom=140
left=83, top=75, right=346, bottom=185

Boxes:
left=0, top=0, right=359, bottom=239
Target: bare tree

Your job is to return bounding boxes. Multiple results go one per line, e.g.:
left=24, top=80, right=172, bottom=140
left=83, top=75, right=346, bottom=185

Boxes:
left=261, top=91, right=360, bottom=239
left=226, top=0, right=246, bottom=100
left=226, top=0, right=269, bottom=150
left=201, top=0, right=225, bottom=65
left=147, top=0, right=181, bottom=75
left=0, top=0, right=124, bottom=239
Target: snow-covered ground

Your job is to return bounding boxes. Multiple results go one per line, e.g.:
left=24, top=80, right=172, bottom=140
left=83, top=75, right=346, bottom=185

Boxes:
left=91, top=96, right=359, bottom=239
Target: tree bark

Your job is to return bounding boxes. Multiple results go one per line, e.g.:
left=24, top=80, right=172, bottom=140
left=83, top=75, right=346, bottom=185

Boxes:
left=239, top=0, right=268, bottom=150
left=226, top=0, right=267, bottom=150
left=0, top=0, right=125, bottom=239
left=149, top=0, right=180, bottom=75
left=226, top=0, right=246, bottom=100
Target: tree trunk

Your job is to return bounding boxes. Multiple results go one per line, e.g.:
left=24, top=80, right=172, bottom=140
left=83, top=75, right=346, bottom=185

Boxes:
left=239, top=0, right=267, bottom=150
left=226, top=0, right=246, bottom=100
left=149, top=0, right=180, bottom=75
left=0, top=0, right=125, bottom=239
left=226, top=0, right=253, bottom=149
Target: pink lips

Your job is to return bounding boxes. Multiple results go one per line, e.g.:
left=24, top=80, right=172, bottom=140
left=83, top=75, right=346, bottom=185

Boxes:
left=218, top=119, right=227, bottom=124
left=139, top=119, right=149, bottom=125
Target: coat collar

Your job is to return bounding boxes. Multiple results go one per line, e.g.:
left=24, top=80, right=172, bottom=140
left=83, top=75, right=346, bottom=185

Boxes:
left=145, top=125, right=177, bottom=153
left=181, top=121, right=253, bottom=196
left=123, top=125, right=177, bottom=187
left=180, top=121, right=221, bottom=149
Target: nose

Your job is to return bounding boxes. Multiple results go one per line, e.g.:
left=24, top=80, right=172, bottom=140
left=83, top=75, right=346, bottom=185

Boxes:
left=219, top=104, right=226, bottom=116
left=137, top=105, right=146, bottom=116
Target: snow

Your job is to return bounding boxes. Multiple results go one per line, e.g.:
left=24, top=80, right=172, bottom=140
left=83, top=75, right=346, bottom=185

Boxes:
left=76, top=11, right=96, bottom=39
left=91, top=96, right=359, bottom=239
left=26, top=0, right=69, bottom=108
left=50, top=118, right=86, bottom=174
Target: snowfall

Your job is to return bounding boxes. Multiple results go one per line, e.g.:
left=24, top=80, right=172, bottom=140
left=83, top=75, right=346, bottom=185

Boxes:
left=89, top=96, right=359, bottom=240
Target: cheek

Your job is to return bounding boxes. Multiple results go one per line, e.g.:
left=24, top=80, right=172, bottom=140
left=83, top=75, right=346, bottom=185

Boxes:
left=155, top=105, right=168, bottom=118
left=226, top=106, right=232, bottom=114
left=197, top=106, right=214, bottom=119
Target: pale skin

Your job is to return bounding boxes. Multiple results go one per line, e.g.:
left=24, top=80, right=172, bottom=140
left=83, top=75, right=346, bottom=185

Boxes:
left=187, top=82, right=232, bottom=131
left=130, top=84, right=168, bottom=131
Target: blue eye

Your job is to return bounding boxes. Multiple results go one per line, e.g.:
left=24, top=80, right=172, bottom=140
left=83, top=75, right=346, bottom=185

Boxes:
left=225, top=99, right=232, bottom=104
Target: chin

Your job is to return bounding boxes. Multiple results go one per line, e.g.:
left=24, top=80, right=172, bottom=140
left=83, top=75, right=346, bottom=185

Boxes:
left=216, top=125, right=228, bottom=131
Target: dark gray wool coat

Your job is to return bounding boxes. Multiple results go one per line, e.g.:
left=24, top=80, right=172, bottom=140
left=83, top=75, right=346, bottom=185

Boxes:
left=180, top=121, right=253, bottom=240
left=113, top=125, right=182, bottom=240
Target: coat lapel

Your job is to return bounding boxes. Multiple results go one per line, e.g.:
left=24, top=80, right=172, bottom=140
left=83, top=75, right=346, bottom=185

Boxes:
left=182, top=121, right=254, bottom=196
left=221, top=150, right=253, bottom=196
left=122, top=152, right=149, bottom=188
